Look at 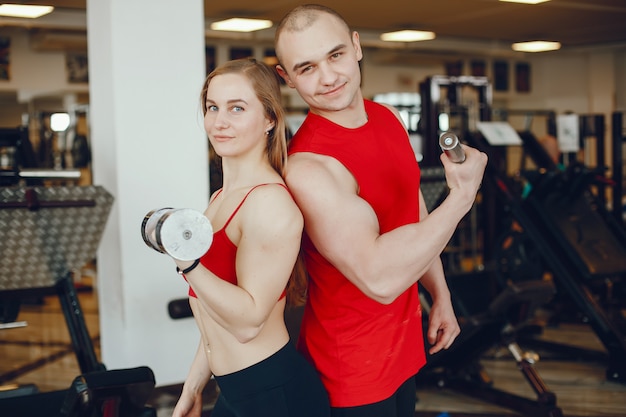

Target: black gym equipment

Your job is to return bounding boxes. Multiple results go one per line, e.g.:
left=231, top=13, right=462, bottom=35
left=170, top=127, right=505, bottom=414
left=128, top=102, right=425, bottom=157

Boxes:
left=419, top=162, right=563, bottom=417
left=0, top=185, right=112, bottom=373
left=417, top=272, right=563, bottom=417
left=464, top=126, right=626, bottom=384
left=0, top=126, right=83, bottom=187
left=167, top=297, right=193, bottom=320
left=0, top=126, right=40, bottom=186
left=482, top=134, right=626, bottom=370
left=0, top=185, right=158, bottom=416
left=612, top=111, right=625, bottom=228
left=1, top=366, right=156, bottom=417
left=419, top=75, right=491, bottom=168
left=420, top=75, right=626, bottom=385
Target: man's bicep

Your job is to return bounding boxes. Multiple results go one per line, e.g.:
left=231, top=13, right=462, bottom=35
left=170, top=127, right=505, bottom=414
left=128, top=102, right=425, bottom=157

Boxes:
left=287, top=161, right=380, bottom=279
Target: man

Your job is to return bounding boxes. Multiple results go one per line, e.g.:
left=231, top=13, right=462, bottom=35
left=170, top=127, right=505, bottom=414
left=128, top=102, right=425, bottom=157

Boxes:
left=274, top=4, right=488, bottom=416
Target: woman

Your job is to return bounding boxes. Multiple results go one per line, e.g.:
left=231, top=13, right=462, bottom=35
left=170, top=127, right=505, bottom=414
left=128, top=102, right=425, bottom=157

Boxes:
left=172, top=59, right=329, bottom=417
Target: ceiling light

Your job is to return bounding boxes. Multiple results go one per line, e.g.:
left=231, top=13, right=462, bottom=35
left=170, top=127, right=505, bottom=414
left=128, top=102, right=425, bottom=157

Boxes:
left=380, top=30, right=436, bottom=43
left=512, top=40, right=561, bottom=52
left=210, top=18, right=272, bottom=32
left=499, top=0, right=550, bottom=4
left=0, top=4, right=54, bottom=18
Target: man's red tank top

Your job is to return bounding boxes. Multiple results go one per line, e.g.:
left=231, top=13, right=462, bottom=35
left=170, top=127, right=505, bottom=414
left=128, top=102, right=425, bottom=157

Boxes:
left=288, top=100, right=426, bottom=407
left=185, top=184, right=286, bottom=301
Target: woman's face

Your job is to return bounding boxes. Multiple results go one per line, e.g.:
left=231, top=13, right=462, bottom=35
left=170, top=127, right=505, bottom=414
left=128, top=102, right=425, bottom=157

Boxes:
left=204, top=73, right=274, bottom=159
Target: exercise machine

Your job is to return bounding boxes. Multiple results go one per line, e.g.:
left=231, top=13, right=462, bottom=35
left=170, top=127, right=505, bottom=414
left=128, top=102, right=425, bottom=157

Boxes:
left=417, top=272, right=563, bottom=417
left=466, top=128, right=626, bottom=384
left=612, top=111, right=625, bottom=228
left=418, top=146, right=563, bottom=416
left=420, top=74, right=626, bottom=384
left=0, top=184, right=157, bottom=416
left=1, top=366, right=156, bottom=417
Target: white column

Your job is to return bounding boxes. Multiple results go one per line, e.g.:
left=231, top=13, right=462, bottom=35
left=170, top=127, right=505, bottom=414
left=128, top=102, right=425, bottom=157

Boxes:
left=87, top=0, right=207, bottom=385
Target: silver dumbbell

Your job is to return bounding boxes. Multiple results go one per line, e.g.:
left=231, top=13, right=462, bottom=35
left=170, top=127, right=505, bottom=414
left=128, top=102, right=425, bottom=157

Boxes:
left=439, top=131, right=466, bottom=164
left=141, top=208, right=213, bottom=261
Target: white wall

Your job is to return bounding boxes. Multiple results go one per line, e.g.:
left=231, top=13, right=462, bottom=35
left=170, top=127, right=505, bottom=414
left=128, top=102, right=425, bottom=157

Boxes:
left=361, top=61, right=444, bottom=99
left=0, top=27, right=89, bottom=100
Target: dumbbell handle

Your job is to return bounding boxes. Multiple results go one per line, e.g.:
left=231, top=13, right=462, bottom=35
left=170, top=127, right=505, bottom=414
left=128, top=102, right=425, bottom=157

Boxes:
left=439, top=132, right=466, bottom=164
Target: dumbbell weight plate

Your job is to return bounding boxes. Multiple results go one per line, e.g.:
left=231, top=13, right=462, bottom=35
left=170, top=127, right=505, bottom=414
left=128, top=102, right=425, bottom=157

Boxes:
left=155, top=208, right=213, bottom=261
left=141, top=207, right=173, bottom=253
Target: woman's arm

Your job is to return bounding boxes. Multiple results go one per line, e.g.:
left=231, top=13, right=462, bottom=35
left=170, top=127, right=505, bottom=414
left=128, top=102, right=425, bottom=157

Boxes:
left=172, top=327, right=212, bottom=417
left=178, top=184, right=303, bottom=342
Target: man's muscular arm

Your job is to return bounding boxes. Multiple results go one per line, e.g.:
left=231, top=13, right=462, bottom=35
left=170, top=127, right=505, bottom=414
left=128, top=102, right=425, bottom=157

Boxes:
left=285, top=147, right=486, bottom=304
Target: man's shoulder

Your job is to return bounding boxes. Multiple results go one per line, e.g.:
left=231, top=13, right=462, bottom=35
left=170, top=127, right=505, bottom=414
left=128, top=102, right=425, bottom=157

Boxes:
left=286, top=152, right=348, bottom=189
left=287, top=152, right=331, bottom=175
left=365, top=100, right=403, bottom=122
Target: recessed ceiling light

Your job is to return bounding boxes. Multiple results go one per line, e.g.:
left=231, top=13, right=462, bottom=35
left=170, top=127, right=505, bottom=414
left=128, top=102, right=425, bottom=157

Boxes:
left=512, top=40, right=561, bottom=52
left=0, top=4, right=54, bottom=18
left=210, top=18, right=273, bottom=32
left=380, top=30, right=436, bottom=43
left=499, top=0, right=550, bottom=4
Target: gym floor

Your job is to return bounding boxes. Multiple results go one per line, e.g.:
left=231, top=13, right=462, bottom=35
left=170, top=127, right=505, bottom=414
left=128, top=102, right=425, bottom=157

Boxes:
left=1, top=277, right=625, bottom=417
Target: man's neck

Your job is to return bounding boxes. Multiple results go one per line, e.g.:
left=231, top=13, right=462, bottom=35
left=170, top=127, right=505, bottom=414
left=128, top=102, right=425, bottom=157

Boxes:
left=310, top=97, right=368, bottom=129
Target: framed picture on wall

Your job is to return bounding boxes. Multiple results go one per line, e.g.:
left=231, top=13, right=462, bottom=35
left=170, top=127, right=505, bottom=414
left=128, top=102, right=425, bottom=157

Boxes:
left=445, top=60, right=463, bottom=77
left=493, top=60, right=509, bottom=91
left=263, top=48, right=285, bottom=85
left=263, top=48, right=278, bottom=66
left=206, top=46, right=216, bottom=75
left=515, top=62, right=531, bottom=92
left=470, top=60, right=486, bottom=77
left=229, top=47, right=253, bottom=60
left=66, top=53, right=89, bottom=83
left=0, top=36, right=10, bottom=81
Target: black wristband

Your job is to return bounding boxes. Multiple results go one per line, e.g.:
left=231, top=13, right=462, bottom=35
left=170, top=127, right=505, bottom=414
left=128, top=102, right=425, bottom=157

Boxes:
left=177, top=259, right=201, bottom=275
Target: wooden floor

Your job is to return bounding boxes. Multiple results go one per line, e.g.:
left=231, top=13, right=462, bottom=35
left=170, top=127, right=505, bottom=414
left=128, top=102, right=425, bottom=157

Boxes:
left=1, top=280, right=625, bottom=417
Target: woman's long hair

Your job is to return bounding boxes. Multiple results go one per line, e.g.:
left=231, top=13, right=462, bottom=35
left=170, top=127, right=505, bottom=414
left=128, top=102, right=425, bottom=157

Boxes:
left=200, top=59, right=307, bottom=305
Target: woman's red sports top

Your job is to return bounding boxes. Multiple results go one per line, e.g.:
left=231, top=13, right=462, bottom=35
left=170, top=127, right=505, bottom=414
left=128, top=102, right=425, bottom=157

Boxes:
left=184, top=183, right=287, bottom=301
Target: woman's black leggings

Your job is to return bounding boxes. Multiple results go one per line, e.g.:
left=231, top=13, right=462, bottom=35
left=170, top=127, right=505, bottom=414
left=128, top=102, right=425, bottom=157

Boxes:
left=212, top=341, right=330, bottom=417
